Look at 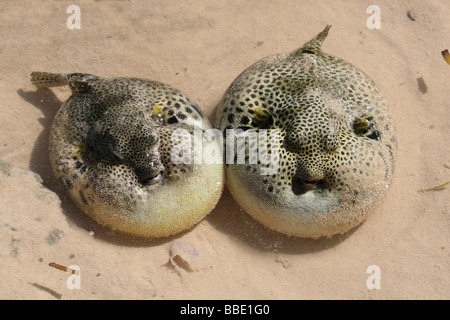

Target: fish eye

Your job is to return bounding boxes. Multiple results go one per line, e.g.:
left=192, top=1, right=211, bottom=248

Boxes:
left=251, top=107, right=274, bottom=130
left=353, top=117, right=381, bottom=140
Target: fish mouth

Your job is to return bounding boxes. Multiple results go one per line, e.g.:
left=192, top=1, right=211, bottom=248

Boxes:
left=140, top=170, right=164, bottom=186
left=291, top=175, right=328, bottom=195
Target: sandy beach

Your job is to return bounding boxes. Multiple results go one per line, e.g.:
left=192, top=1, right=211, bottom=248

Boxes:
left=0, top=0, right=448, bottom=300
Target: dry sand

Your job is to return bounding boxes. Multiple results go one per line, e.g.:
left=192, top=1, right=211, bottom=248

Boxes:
left=0, top=0, right=448, bottom=300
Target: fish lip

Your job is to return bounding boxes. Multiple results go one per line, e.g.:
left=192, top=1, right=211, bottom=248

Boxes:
left=141, top=171, right=164, bottom=186
left=291, top=175, right=327, bottom=195
left=301, top=179, right=320, bottom=190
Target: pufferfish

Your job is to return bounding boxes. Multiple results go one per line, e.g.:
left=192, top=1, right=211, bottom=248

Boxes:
left=215, top=25, right=396, bottom=238
left=31, top=71, right=224, bottom=237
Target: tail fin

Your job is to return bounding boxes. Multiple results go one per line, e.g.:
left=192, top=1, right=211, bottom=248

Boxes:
left=31, top=72, right=69, bottom=88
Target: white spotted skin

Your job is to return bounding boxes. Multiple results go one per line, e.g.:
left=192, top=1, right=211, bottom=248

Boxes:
left=215, top=26, right=396, bottom=238
left=32, top=72, right=224, bottom=238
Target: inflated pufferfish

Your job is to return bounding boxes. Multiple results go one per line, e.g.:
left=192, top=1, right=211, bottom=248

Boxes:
left=215, top=26, right=396, bottom=238
left=31, top=72, right=224, bottom=238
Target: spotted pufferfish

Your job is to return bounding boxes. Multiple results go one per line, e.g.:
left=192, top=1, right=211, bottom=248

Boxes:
left=31, top=72, right=224, bottom=237
left=215, top=25, right=396, bottom=238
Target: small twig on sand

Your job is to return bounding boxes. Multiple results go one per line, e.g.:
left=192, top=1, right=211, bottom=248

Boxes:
left=419, top=181, right=450, bottom=192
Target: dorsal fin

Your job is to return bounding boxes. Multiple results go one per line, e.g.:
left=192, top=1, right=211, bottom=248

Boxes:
left=293, top=25, right=331, bottom=56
